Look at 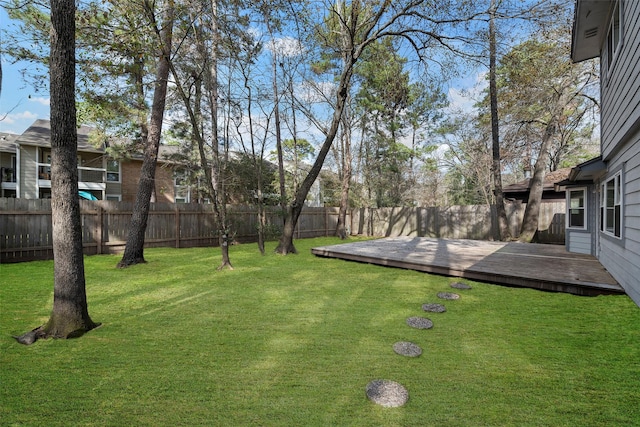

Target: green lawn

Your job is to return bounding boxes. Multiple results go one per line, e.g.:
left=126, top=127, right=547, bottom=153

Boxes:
left=1, top=237, right=639, bottom=426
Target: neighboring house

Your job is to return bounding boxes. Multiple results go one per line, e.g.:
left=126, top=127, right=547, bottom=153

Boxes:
left=567, top=0, right=640, bottom=306
left=503, top=168, right=571, bottom=203
left=0, top=133, right=19, bottom=198
left=1, top=119, right=178, bottom=203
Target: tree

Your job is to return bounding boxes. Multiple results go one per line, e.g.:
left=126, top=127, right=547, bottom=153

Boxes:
left=355, top=38, right=412, bottom=207
left=275, top=0, right=478, bottom=254
left=488, top=0, right=512, bottom=241
left=117, top=0, right=175, bottom=268
left=442, top=117, right=494, bottom=206
left=15, top=0, right=99, bottom=345
left=495, top=32, right=598, bottom=242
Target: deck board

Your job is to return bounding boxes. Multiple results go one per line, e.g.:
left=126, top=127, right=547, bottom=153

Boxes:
left=311, top=237, right=624, bottom=296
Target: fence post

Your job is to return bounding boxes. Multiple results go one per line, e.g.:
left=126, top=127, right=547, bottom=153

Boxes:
left=96, top=205, right=103, bottom=255
left=325, top=208, right=329, bottom=237
left=175, top=204, right=180, bottom=249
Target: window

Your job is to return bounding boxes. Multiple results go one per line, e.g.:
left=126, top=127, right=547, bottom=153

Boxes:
left=568, top=189, right=586, bottom=229
left=107, top=159, right=120, bottom=182
left=601, top=172, right=622, bottom=238
left=605, top=0, right=623, bottom=74
left=106, top=194, right=121, bottom=201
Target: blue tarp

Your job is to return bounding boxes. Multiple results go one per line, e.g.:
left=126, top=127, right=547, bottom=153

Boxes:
left=79, top=191, right=98, bottom=200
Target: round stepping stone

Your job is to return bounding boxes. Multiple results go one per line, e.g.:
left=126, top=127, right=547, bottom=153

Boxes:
left=422, top=303, right=446, bottom=313
left=393, top=341, right=422, bottom=357
left=406, top=316, right=433, bottom=329
left=365, top=380, right=409, bottom=407
left=437, top=292, right=460, bottom=300
left=451, top=282, right=472, bottom=290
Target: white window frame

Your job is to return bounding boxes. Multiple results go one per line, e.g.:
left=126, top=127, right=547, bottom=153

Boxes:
left=567, top=188, right=587, bottom=230
left=601, top=171, right=622, bottom=238
left=106, top=159, right=121, bottom=183
left=605, top=0, right=623, bottom=77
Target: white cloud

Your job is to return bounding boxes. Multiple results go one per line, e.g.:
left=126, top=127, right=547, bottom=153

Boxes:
left=446, top=71, right=488, bottom=115
left=266, top=36, right=305, bottom=57
left=297, top=80, right=336, bottom=104
left=3, top=110, right=39, bottom=124
left=29, top=96, right=50, bottom=106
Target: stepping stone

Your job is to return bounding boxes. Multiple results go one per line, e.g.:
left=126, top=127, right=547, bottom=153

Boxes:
left=393, top=341, right=422, bottom=357
left=437, top=292, right=460, bottom=300
left=406, top=316, right=433, bottom=329
left=422, top=303, right=446, bottom=313
left=365, top=379, right=409, bottom=407
left=451, top=282, right=472, bottom=290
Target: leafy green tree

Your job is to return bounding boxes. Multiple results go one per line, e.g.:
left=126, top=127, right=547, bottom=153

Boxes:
left=494, top=31, right=598, bottom=242
left=354, top=39, right=447, bottom=207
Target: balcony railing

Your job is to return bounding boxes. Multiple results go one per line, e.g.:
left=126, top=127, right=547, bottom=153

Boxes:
left=1, top=167, right=17, bottom=183
left=37, top=163, right=107, bottom=189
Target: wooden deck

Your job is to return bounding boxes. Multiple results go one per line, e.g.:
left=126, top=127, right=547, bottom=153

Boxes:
left=311, top=237, right=624, bottom=296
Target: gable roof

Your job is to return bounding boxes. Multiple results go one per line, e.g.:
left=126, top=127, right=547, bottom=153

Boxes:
left=14, top=119, right=179, bottom=162
left=0, top=133, right=19, bottom=153
left=16, top=119, right=103, bottom=153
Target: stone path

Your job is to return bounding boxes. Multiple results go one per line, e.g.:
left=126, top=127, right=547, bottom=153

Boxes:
left=393, top=341, right=422, bottom=357
left=422, top=303, right=446, bottom=313
left=365, top=380, right=409, bottom=407
left=366, top=281, right=473, bottom=408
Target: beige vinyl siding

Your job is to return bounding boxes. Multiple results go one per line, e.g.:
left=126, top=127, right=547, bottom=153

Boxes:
left=601, top=0, right=640, bottom=159
left=19, top=146, right=37, bottom=199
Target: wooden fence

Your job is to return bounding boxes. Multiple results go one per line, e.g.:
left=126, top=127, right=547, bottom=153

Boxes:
left=0, top=198, right=565, bottom=263
left=351, top=201, right=565, bottom=244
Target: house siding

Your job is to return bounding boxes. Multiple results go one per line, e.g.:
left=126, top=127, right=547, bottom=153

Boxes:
left=120, top=160, right=175, bottom=203
left=565, top=183, right=599, bottom=256
left=601, top=0, right=640, bottom=160
left=567, top=231, right=592, bottom=254
left=19, top=146, right=37, bottom=199
left=598, top=127, right=640, bottom=305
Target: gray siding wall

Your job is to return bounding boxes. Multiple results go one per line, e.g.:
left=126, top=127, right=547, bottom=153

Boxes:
left=565, top=184, right=599, bottom=256
left=596, top=0, right=640, bottom=306
left=601, top=0, right=640, bottom=159
left=19, top=146, right=37, bottom=199
left=598, top=127, right=640, bottom=306
left=567, top=231, right=592, bottom=255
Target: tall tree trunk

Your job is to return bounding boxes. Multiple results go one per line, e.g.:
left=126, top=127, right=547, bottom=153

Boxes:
left=167, top=21, right=232, bottom=269
left=489, top=0, right=512, bottom=241
left=336, top=115, right=352, bottom=239
left=261, top=1, right=287, bottom=220
left=271, top=47, right=287, bottom=221
left=16, top=0, right=98, bottom=345
left=206, top=0, right=232, bottom=269
left=118, top=2, right=174, bottom=268
left=275, top=60, right=355, bottom=254
left=519, top=91, right=571, bottom=242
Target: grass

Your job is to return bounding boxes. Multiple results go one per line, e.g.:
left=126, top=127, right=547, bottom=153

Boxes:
left=1, top=237, right=639, bottom=426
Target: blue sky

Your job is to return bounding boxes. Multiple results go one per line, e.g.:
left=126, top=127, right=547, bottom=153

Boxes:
left=0, top=6, right=484, bottom=137
left=1, top=8, right=51, bottom=135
